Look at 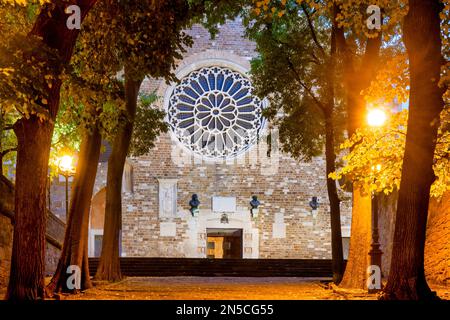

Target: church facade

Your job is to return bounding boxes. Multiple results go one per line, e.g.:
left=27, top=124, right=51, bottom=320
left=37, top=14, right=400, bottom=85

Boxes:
left=88, top=19, right=353, bottom=260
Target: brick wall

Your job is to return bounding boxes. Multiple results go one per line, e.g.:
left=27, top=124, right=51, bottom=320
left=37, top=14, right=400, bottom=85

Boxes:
left=114, top=146, right=352, bottom=259
left=92, top=19, right=353, bottom=260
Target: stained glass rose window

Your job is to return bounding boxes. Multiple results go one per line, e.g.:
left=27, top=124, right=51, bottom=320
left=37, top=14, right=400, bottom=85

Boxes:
left=167, top=66, right=265, bottom=159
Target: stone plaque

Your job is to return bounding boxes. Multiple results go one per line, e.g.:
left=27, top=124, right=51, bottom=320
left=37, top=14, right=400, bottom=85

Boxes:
left=158, top=179, right=177, bottom=218
left=274, top=212, right=284, bottom=223
left=272, top=223, right=286, bottom=239
left=212, top=196, right=236, bottom=212
left=160, top=222, right=177, bottom=237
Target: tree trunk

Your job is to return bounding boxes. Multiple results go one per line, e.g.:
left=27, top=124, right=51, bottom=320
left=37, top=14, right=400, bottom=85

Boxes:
left=46, top=127, right=102, bottom=295
left=339, top=189, right=372, bottom=288
left=325, top=113, right=344, bottom=284
left=95, top=71, right=143, bottom=282
left=6, top=0, right=97, bottom=300
left=382, top=0, right=444, bottom=300
left=7, top=117, right=52, bottom=300
left=334, top=4, right=383, bottom=290
left=324, top=26, right=344, bottom=284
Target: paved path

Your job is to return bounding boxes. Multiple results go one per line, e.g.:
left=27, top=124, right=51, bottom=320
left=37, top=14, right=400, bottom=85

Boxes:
left=2, top=277, right=448, bottom=300
left=63, top=277, right=336, bottom=300
left=63, top=277, right=374, bottom=300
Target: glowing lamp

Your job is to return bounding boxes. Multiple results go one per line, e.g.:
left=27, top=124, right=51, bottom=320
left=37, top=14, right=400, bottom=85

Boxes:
left=367, top=109, right=387, bottom=127
left=58, top=155, right=75, bottom=174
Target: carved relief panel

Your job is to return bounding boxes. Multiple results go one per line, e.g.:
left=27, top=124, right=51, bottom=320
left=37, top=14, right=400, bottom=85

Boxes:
left=158, top=179, right=178, bottom=218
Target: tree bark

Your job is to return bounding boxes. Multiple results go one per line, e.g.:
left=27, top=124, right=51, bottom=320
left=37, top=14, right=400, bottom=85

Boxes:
left=324, top=26, right=344, bottom=284
left=333, top=4, right=383, bottom=290
left=6, top=118, right=52, bottom=300
left=95, top=70, right=143, bottom=282
left=382, top=0, right=444, bottom=300
left=46, top=126, right=102, bottom=295
left=6, top=0, right=97, bottom=300
left=339, top=189, right=372, bottom=288
left=325, top=112, right=344, bottom=284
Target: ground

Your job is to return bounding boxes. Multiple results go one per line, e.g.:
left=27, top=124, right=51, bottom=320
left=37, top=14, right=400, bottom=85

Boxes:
left=29, top=277, right=447, bottom=300
left=1, top=277, right=448, bottom=300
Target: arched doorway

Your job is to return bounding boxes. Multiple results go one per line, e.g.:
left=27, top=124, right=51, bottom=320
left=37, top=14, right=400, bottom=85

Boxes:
left=89, top=187, right=106, bottom=257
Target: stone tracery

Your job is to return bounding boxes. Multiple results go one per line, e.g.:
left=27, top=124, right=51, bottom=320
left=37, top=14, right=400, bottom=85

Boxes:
left=168, top=66, right=265, bottom=159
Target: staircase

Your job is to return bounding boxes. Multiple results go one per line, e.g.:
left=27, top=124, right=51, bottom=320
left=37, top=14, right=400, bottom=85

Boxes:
left=88, top=258, right=339, bottom=277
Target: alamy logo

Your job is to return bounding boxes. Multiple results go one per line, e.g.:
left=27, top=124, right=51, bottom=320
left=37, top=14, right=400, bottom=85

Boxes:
left=66, top=5, right=81, bottom=30
left=366, top=265, right=382, bottom=290
left=66, top=4, right=381, bottom=31
left=66, top=265, right=81, bottom=290
left=366, top=5, right=382, bottom=30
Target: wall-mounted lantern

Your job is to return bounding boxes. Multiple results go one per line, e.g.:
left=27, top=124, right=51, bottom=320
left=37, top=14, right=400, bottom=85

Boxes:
left=309, top=196, right=319, bottom=217
left=250, top=195, right=260, bottom=218
left=189, top=194, right=200, bottom=217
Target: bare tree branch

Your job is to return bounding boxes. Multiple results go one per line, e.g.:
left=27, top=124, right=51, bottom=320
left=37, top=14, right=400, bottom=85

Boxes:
left=301, top=3, right=327, bottom=58
left=285, top=55, right=326, bottom=113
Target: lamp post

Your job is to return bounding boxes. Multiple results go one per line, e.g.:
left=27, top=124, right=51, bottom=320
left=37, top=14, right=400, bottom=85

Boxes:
left=369, top=164, right=383, bottom=293
left=367, top=108, right=386, bottom=293
left=58, top=155, right=75, bottom=218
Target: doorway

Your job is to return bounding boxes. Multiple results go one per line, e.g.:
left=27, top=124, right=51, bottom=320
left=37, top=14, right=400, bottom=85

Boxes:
left=206, top=228, right=243, bottom=259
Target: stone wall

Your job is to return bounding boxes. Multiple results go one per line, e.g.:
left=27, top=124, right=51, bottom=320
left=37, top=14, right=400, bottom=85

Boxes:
left=0, top=210, right=65, bottom=288
left=0, top=215, right=13, bottom=288
left=378, top=191, right=449, bottom=285
left=425, top=192, right=450, bottom=285
left=0, top=176, right=14, bottom=287
left=45, top=212, right=66, bottom=275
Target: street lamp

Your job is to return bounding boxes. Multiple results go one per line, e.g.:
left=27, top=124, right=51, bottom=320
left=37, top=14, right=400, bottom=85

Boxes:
left=58, top=155, right=75, bottom=218
left=367, top=108, right=386, bottom=293
left=367, top=108, right=387, bottom=127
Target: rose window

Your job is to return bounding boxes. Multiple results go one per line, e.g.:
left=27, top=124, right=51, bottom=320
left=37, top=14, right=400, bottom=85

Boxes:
left=167, top=66, right=265, bottom=159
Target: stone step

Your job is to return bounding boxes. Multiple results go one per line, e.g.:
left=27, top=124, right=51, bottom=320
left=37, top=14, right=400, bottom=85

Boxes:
left=88, top=258, right=342, bottom=277
left=88, top=258, right=333, bottom=264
